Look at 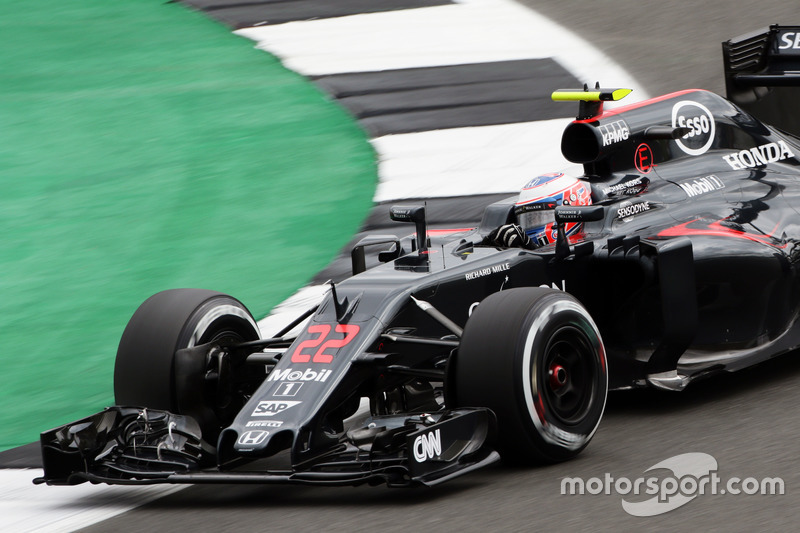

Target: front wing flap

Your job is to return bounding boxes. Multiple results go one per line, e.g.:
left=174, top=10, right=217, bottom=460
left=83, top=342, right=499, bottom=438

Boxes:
left=34, top=407, right=498, bottom=488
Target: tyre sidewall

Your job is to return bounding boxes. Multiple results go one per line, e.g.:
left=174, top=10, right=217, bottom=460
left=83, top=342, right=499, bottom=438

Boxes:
left=455, top=287, right=607, bottom=463
left=175, top=296, right=260, bottom=350
left=114, top=289, right=259, bottom=412
left=514, top=293, right=607, bottom=460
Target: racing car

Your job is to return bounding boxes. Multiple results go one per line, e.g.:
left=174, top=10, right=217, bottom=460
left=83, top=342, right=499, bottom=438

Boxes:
left=36, top=25, right=800, bottom=488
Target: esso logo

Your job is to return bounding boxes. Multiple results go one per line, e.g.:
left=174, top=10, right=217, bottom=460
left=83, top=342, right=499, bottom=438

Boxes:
left=671, top=101, right=715, bottom=156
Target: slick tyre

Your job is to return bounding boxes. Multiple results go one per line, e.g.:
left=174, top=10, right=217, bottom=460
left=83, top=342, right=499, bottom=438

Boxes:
left=454, top=287, right=607, bottom=463
left=114, top=289, right=262, bottom=441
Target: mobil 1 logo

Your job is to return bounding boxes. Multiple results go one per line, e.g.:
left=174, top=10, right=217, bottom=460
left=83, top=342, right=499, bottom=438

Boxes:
left=680, top=175, right=724, bottom=197
left=672, top=100, right=715, bottom=156
left=273, top=381, right=303, bottom=397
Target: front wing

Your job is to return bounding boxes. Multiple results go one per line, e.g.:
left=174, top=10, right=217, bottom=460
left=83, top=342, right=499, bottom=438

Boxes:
left=34, top=406, right=498, bottom=488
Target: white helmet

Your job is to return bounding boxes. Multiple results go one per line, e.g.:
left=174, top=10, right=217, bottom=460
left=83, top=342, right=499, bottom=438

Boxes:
left=514, top=172, right=592, bottom=247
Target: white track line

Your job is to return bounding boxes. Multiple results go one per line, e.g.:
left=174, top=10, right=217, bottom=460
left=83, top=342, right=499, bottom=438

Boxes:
left=234, top=0, right=648, bottom=92
left=234, top=0, right=648, bottom=202
left=1, top=469, right=182, bottom=533
left=372, top=119, right=584, bottom=201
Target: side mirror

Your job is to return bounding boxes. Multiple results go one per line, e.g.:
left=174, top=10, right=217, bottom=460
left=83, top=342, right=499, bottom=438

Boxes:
left=554, top=205, right=605, bottom=224
left=351, top=235, right=402, bottom=275
left=390, top=205, right=428, bottom=255
left=553, top=205, right=605, bottom=259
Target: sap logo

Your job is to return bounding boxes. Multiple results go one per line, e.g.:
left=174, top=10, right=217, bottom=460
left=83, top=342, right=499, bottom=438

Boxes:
left=680, top=175, right=724, bottom=197
left=252, top=400, right=301, bottom=417
left=722, top=140, right=795, bottom=170
left=779, top=32, right=800, bottom=50
left=413, top=429, right=442, bottom=462
left=672, top=101, right=715, bottom=156
left=599, top=120, right=629, bottom=146
left=237, top=430, right=269, bottom=446
left=267, top=367, right=332, bottom=383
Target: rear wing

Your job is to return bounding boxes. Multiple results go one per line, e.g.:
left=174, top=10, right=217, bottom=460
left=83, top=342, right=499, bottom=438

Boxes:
left=723, top=25, right=800, bottom=135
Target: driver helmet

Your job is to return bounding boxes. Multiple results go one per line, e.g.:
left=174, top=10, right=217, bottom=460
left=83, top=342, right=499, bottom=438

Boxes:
left=514, top=172, right=592, bottom=247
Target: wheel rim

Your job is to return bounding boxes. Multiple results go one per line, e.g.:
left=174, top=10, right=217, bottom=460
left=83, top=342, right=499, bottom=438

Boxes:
left=188, top=307, right=261, bottom=438
left=203, top=328, right=260, bottom=420
left=540, top=325, right=597, bottom=426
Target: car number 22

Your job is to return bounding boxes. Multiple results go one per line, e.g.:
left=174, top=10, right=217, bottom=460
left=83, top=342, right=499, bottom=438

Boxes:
left=291, top=324, right=361, bottom=363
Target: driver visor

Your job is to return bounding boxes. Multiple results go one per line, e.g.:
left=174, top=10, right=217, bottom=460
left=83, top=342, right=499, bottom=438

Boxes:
left=516, top=206, right=555, bottom=233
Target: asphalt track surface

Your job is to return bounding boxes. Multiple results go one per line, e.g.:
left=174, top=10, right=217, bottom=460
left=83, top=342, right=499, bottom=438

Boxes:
left=78, top=2, right=800, bottom=531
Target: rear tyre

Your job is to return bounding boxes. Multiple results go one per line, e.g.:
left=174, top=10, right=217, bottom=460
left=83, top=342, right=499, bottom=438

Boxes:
left=454, top=287, right=607, bottom=463
left=114, top=289, right=262, bottom=442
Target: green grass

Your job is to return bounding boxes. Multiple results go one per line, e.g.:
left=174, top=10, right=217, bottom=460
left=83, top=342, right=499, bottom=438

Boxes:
left=0, top=0, right=376, bottom=450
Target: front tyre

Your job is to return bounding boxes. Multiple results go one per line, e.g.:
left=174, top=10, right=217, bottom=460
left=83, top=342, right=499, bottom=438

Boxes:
left=114, top=289, right=262, bottom=442
left=454, top=288, right=607, bottom=463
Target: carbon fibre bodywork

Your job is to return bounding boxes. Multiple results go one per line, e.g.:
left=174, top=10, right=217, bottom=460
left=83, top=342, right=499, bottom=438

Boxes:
left=36, top=27, right=800, bottom=488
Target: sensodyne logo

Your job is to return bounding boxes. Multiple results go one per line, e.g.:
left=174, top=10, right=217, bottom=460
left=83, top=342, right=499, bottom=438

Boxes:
left=617, top=201, right=651, bottom=219
left=561, top=452, right=785, bottom=517
left=672, top=101, right=715, bottom=156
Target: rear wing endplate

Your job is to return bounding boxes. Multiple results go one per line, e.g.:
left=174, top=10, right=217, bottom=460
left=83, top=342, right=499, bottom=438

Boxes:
left=723, top=25, right=800, bottom=135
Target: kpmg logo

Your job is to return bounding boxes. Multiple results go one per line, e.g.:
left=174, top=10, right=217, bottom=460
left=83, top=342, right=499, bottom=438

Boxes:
left=561, top=452, right=784, bottom=516
left=599, top=120, right=630, bottom=146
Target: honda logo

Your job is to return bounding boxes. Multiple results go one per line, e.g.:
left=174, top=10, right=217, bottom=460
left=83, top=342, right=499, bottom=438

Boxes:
left=237, top=430, right=269, bottom=446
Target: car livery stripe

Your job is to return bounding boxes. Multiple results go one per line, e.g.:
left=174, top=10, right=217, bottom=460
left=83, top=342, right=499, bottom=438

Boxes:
left=573, top=89, right=703, bottom=123
left=658, top=219, right=787, bottom=248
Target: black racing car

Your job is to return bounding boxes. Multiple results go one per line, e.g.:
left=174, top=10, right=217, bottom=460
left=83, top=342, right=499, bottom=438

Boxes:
left=36, top=25, right=800, bottom=488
